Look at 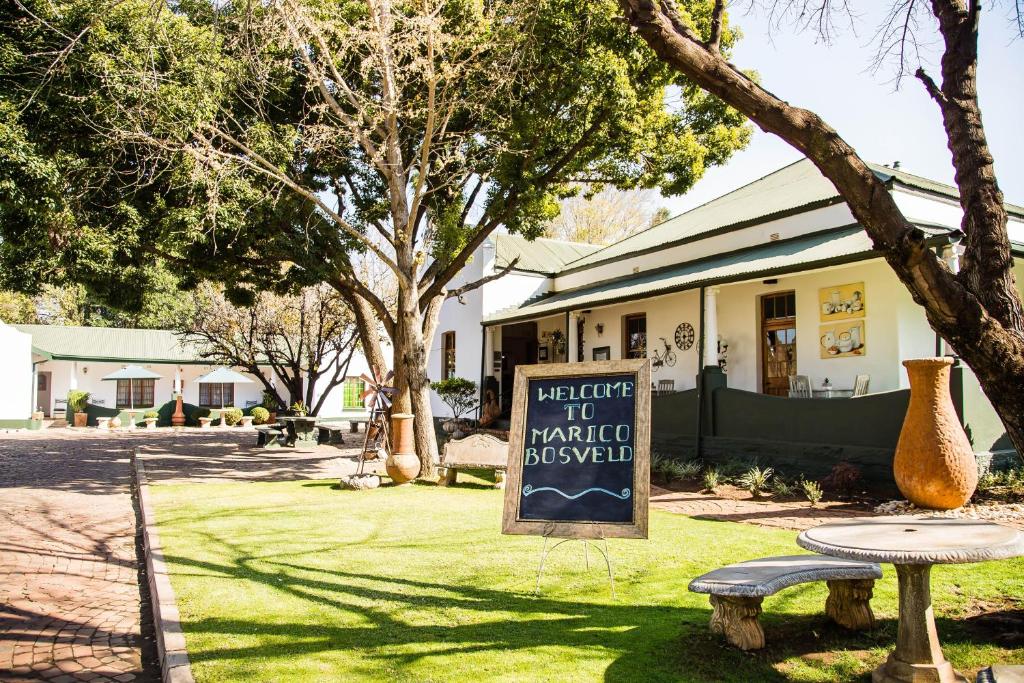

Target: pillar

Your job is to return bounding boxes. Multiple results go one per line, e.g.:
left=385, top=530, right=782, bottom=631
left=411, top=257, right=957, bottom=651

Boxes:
left=703, top=287, right=720, bottom=368
left=69, top=362, right=78, bottom=391
left=567, top=312, right=579, bottom=363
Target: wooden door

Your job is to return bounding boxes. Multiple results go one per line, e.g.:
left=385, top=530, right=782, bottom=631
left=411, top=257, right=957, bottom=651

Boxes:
left=761, top=292, right=796, bottom=396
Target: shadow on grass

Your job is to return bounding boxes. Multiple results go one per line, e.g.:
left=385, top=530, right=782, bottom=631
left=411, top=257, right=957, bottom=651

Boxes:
left=158, top=542, right=1012, bottom=682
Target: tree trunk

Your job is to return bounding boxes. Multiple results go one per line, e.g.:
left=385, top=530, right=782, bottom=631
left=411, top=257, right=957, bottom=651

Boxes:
left=349, top=292, right=390, bottom=379
left=392, top=286, right=440, bottom=479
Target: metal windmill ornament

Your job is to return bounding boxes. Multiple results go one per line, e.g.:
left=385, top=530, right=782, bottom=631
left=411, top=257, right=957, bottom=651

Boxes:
left=359, top=369, right=395, bottom=411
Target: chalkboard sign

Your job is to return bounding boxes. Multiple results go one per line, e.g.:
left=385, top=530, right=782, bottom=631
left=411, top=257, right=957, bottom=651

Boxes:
left=502, top=359, right=650, bottom=539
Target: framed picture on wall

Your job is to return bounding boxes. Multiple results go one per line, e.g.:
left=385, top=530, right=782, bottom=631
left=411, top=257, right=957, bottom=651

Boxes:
left=592, top=346, right=611, bottom=361
left=819, top=282, right=865, bottom=321
left=819, top=321, right=866, bottom=359
left=538, top=345, right=550, bottom=362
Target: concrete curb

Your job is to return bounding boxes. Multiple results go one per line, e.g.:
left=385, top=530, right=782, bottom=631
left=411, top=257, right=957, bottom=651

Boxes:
left=131, top=449, right=196, bottom=683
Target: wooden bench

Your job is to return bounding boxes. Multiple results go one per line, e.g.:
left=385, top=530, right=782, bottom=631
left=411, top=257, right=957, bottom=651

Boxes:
left=689, top=555, right=882, bottom=650
left=316, top=423, right=346, bottom=445
left=438, top=433, right=509, bottom=488
left=255, top=425, right=285, bottom=449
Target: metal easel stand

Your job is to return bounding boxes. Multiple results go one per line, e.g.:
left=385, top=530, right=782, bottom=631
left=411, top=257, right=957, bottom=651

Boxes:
left=534, top=532, right=616, bottom=599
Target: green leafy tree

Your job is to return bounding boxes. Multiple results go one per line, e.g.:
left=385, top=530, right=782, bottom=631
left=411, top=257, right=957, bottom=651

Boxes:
left=1, top=0, right=749, bottom=476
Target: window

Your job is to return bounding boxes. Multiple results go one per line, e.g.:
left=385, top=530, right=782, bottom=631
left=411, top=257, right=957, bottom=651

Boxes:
left=442, top=331, right=456, bottom=379
left=624, top=314, right=647, bottom=359
left=343, top=377, right=365, bottom=410
left=198, top=383, right=234, bottom=408
left=116, top=379, right=155, bottom=409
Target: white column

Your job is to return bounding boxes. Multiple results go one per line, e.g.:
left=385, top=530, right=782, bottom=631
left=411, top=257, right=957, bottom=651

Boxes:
left=567, top=312, right=579, bottom=363
left=703, top=287, right=720, bottom=367
left=483, top=326, right=495, bottom=379
left=69, top=361, right=78, bottom=391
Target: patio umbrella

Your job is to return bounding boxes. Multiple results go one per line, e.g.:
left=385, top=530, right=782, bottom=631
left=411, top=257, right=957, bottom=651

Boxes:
left=196, top=367, right=254, bottom=423
left=102, top=365, right=163, bottom=427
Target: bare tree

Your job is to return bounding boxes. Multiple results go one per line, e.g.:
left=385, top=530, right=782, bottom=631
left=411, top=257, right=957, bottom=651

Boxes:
left=618, top=0, right=1024, bottom=457
left=183, top=285, right=358, bottom=416
left=545, top=185, right=664, bottom=245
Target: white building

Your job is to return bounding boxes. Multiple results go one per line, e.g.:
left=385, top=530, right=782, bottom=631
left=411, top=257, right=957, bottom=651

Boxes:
left=0, top=324, right=375, bottom=426
left=428, top=159, right=1024, bottom=477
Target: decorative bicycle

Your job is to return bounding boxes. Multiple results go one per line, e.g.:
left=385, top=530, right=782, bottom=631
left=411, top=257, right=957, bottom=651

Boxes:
left=651, top=337, right=677, bottom=370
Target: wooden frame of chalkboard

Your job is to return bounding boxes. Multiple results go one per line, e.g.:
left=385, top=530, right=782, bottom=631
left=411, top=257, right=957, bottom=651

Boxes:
left=501, top=359, right=650, bottom=540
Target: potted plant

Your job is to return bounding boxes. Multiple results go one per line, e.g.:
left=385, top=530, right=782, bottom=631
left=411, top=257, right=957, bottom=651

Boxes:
left=143, top=410, right=159, bottom=429
left=67, top=390, right=90, bottom=428
left=262, top=391, right=279, bottom=423
left=222, top=407, right=243, bottom=426
left=430, top=377, right=478, bottom=439
left=250, top=406, right=270, bottom=425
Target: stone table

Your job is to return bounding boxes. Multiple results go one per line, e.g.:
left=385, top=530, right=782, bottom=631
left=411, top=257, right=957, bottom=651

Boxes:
left=798, top=516, right=1024, bottom=683
left=281, top=416, right=319, bottom=450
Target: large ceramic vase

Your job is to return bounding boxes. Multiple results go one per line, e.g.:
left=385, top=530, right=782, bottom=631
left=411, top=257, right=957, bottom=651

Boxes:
left=386, top=413, right=420, bottom=484
left=171, top=394, right=186, bottom=427
left=893, top=357, right=977, bottom=510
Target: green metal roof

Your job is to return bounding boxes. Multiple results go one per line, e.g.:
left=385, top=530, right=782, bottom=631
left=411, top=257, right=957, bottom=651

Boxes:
left=493, top=234, right=602, bottom=274
left=13, top=325, right=210, bottom=364
left=557, top=159, right=1023, bottom=274
left=483, top=225, right=956, bottom=325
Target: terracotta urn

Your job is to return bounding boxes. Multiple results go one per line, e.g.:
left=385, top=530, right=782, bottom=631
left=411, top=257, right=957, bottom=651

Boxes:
left=893, top=358, right=977, bottom=510
left=386, top=412, right=420, bottom=484
left=171, top=394, right=186, bottom=427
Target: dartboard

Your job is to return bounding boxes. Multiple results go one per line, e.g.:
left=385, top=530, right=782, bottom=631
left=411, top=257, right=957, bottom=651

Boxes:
left=674, top=322, right=695, bottom=351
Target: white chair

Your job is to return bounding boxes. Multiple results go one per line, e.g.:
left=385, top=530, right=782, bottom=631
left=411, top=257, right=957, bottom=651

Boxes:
left=788, top=375, right=811, bottom=398
left=853, top=374, right=870, bottom=397
left=657, top=379, right=675, bottom=395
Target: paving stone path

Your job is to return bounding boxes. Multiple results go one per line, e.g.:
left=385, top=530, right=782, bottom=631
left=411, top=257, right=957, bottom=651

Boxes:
left=0, top=428, right=361, bottom=682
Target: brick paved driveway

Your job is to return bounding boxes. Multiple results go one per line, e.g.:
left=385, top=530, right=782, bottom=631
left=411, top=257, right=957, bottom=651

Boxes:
left=0, top=428, right=361, bottom=682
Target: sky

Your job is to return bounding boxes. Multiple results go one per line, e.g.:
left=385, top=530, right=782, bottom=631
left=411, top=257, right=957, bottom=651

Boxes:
left=662, top=3, right=1024, bottom=216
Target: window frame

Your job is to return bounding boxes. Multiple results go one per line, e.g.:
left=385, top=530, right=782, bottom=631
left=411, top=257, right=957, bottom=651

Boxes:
left=115, top=378, right=156, bottom=409
left=442, top=331, right=457, bottom=380
left=623, top=313, right=647, bottom=360
left=198, top=382, right=235, bottom=408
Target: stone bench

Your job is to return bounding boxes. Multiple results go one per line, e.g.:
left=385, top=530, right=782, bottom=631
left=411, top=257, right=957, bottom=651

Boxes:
left=316, top=424, right=346, bottom=445
left=347, top=417, right=368, bottom=433
left=255, top=425, right=285, bottom=449
left=689, top=555, right=882, bottom=650
left=438, top=433, right=508, bottom=488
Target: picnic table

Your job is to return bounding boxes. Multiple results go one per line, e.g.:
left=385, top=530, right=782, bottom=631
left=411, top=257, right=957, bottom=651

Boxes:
left=798, top=517, right=1024, bottom=683
left=280, top=416, right=318, bottom=450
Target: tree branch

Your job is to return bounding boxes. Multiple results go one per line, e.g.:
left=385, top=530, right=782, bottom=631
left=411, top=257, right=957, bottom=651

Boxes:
left=445, top=257, right=520, bottom=301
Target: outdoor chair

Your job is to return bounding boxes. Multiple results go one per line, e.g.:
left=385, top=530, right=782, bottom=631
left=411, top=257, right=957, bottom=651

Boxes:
left=853, top=374, right=870, bottom=397
left=788, top=375, right=811, bottom=398
left=657, top=379, right=675, bottom=395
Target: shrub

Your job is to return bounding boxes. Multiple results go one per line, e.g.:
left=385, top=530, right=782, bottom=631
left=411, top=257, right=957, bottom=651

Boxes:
left=975, top=467, right=1024, bottom=502
left=650, top=452, right=667, bottom=474
left=262, top=391, right=279, bottom=410
left=144, top=410, right=159, bottom=420
left=430, top=377, right=478, bottom=419
left=67, top=390, right=90, bottom=414
left=667, top=460, right=702, bottom=481
left=770, top=477, right=795, bottom=498
left=702, top=467, right=721, bottom=492
left=222, top=408, right=244, bottom=426
left=821, top=461, right=863, bottom=496
left=800, top=479, right=824, bottom=506
left=251, top=407, right=270, bottom=425
left=738, top=466, right=774, bottom=497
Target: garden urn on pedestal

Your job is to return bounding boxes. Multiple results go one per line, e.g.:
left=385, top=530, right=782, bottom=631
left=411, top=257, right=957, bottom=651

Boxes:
left=386, top=413, right=420, bottom=484
left=893, top=358, right=977, bottom=510
left=171, top=394, right=186, bottom=427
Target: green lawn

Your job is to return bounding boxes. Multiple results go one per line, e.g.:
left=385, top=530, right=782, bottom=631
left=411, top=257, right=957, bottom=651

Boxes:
left=151, top=475, right=1024, bottom=682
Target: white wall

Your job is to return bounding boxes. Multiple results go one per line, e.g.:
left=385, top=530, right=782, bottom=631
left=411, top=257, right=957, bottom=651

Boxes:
left=36, top=360, right=265, bottom=413
left=309, top=346, right=382, bottom=418
left=714, top=260, right=921, bottom=393
left=580, top=291, right=702, bottom=391
left=0, top=323, right=33, bottom=421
